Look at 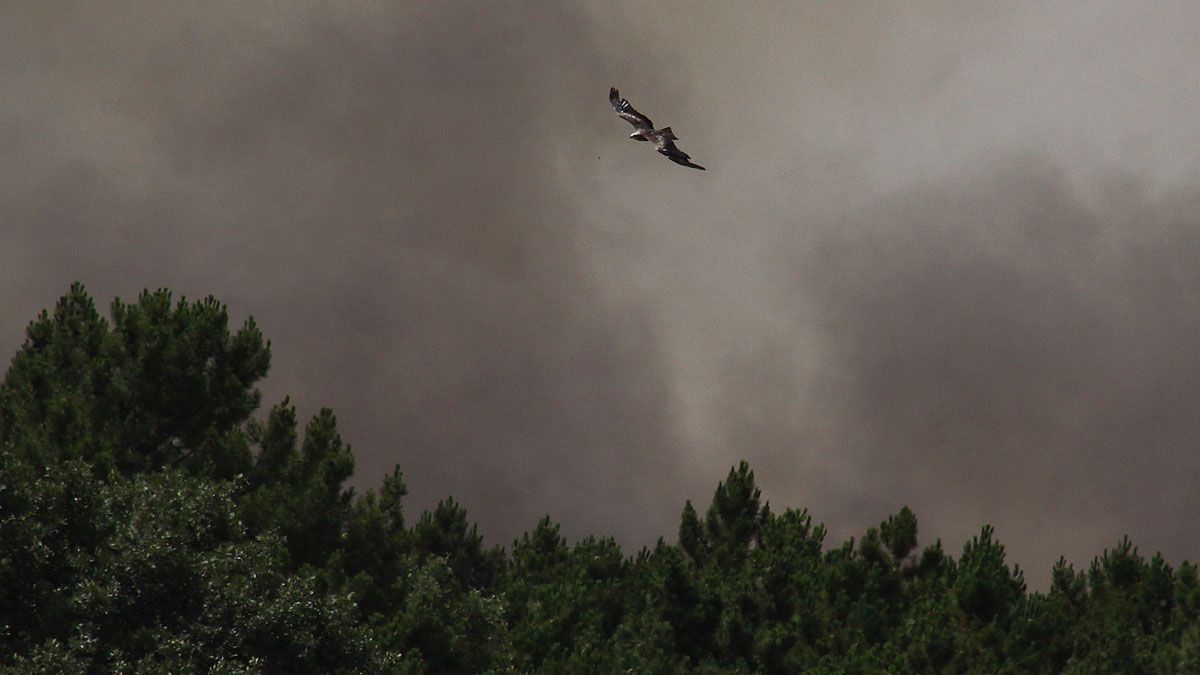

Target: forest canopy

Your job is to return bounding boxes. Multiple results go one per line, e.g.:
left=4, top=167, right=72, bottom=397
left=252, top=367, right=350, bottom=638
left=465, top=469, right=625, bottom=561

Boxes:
left=2, top=285, right=1199, bottom=673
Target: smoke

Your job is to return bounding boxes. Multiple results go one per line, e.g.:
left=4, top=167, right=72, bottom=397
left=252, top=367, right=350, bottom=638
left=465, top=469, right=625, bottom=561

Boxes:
left=787, top=157, right=1200, bottom=579
left=4, top=2, right=1200, bottom=585
left=0, top=2, right=687, bottom=544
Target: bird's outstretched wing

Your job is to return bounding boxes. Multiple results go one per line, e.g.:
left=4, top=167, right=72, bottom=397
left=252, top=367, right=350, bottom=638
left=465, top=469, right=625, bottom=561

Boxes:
left=658, top=141, right=706, bottom=170
left=610, top=87, right=654, bottom=129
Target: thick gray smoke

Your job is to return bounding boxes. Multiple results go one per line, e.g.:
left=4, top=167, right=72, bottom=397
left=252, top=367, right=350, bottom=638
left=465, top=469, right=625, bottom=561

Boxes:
left=0, top=2, right=686, bottom=543
left=787, top=157, right=1200, bottom=581
left=4, top=2, right=1200, bottom=586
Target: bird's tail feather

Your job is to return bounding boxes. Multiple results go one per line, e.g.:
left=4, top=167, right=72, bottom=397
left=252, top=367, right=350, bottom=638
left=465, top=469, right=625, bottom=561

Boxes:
left=660, top=126, right=677, bottom=140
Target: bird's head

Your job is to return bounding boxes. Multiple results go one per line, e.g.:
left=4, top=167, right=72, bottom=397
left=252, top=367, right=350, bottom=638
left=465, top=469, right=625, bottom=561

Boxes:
left=629, top=130, right=650, bottom=142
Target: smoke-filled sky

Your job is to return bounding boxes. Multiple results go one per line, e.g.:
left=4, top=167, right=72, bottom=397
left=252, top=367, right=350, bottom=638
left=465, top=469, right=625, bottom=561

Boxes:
left=4, top=2, right=1200, bottom=587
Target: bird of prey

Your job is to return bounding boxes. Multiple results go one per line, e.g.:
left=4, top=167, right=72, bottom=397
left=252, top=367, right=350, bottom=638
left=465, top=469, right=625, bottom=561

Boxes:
left=609, top=87, right=705, bottom=170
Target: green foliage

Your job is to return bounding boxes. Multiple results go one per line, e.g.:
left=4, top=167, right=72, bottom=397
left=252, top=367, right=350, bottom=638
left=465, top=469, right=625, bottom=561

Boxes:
left=1, top=285, right=115, bottom=469
left=701, top=461, right=764, bottom=569
left=412, top=497, right=502, bottom=590
left=0, top=450, right=393, bottom=672
left=0, top=284, right=268, bottom=477
left=502, top=520, right=632, bottom=671
left=240, top=406, right=356, bottom=570
left=337, top=465, right=409, bottom=617
left=5, top=285, right=1200, bottom=672
left=880, top=505, right=918, bottom=561
left=379, top=557, right=515, bottom=673
left=955, top=525, right=1025, bottom=625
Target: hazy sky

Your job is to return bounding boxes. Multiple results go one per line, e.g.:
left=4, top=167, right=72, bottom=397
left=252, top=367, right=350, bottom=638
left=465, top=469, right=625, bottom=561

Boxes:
left=4, top=2, right=1200, bottom=587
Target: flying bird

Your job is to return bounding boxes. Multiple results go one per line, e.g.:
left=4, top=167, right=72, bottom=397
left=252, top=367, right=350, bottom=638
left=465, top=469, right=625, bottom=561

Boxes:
left=609, top=87, right=705, bottom=170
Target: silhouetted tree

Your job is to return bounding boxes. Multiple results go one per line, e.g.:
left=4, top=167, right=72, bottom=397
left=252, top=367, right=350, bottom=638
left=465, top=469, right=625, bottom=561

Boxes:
left=5, top=285, right=1200, bottom=672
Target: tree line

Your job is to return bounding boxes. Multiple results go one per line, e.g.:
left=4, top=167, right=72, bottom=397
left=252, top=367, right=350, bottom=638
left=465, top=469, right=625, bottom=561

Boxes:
left=2, top=285, right=1198, bottom=672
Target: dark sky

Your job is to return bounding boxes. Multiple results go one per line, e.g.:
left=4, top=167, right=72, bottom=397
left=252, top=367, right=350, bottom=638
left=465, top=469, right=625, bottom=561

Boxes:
left=4, top=2, right=1200, bottom=587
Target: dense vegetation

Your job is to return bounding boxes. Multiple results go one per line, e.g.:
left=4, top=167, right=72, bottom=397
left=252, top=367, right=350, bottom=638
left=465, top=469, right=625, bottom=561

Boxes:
left=3, top=285, right=1199, bottom=673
